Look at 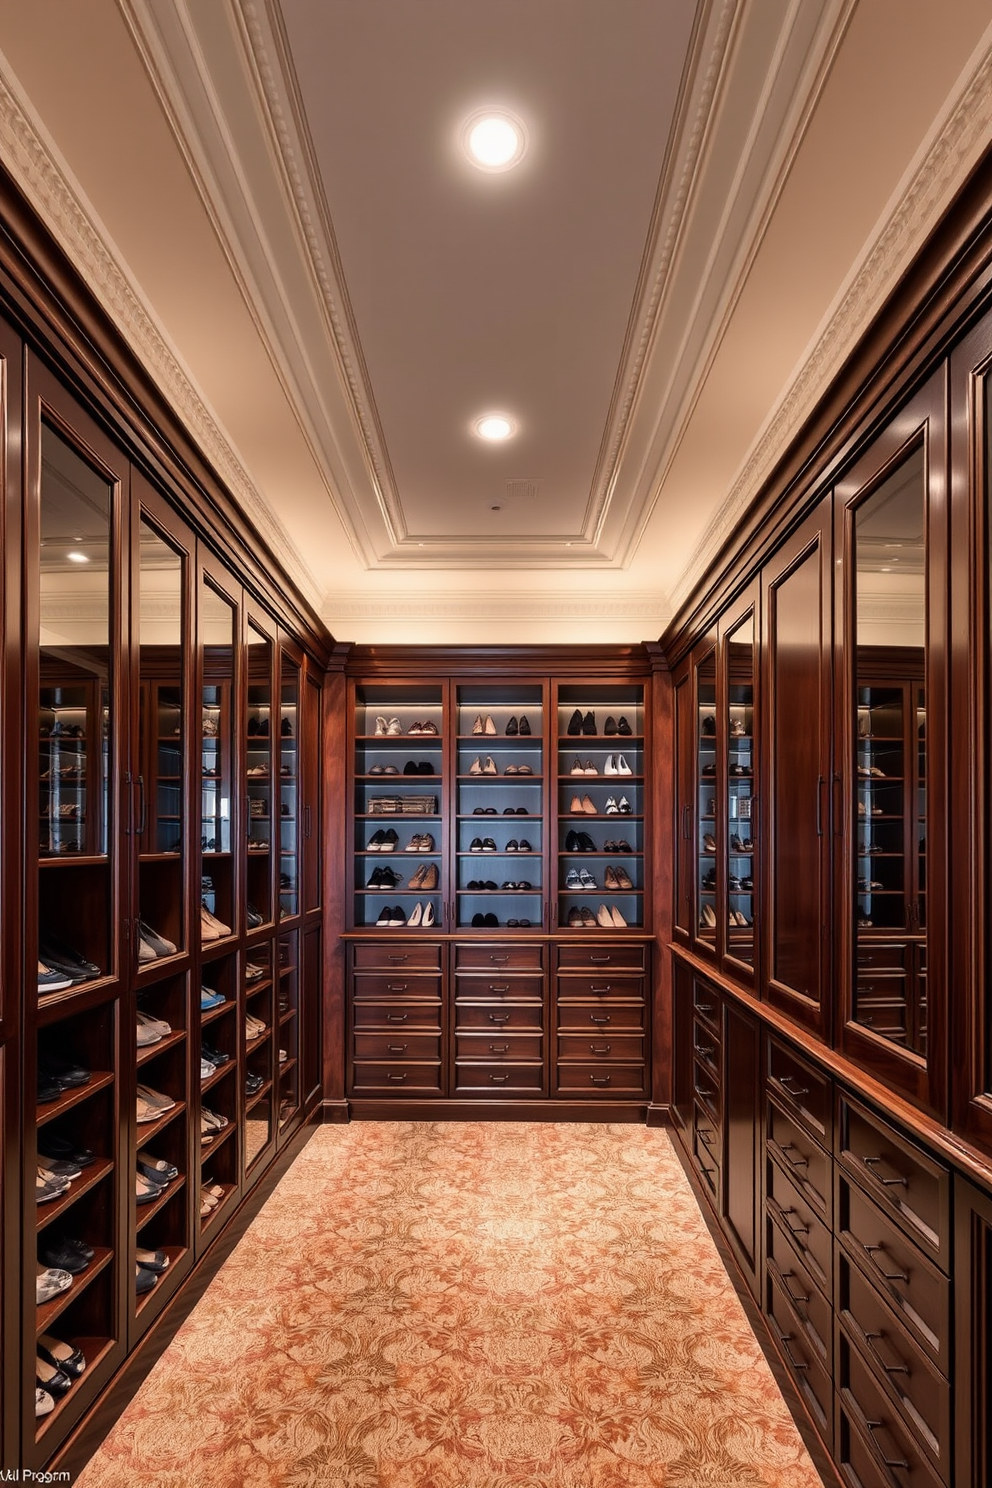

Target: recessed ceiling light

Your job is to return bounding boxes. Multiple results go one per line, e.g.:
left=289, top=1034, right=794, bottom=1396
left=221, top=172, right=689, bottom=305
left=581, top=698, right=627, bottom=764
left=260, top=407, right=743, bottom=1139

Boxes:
left=475, top=414, right=515, bottom=442
left=67, top=551, right=89, bottom=563
left=462, top=110, right=527, bottom=172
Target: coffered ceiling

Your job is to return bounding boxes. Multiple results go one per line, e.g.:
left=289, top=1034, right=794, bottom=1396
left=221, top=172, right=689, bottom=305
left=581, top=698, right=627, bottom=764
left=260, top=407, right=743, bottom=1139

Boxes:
left=1, top=0, right=991, bottom=644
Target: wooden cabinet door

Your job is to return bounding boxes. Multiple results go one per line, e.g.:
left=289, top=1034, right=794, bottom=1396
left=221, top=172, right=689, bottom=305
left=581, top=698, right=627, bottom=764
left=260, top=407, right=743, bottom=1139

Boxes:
left=955, top=1175, right=992, bottom=1488
left=721, top=999, right=760, bottom=1298
left=762, top=498, right=833, bottom=1037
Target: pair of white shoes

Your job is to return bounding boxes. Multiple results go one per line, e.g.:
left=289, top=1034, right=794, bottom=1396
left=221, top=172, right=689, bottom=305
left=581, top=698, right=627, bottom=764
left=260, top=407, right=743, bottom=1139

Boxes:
left=374, top=715, right=402, bottom=736
left=407, top=901, right=435, bottom=928
left=603, top=755, right=632, bottom=775
left=246, top=1013, right=267, bottom=1041
left=136, top=1010, right=171, bottom=1047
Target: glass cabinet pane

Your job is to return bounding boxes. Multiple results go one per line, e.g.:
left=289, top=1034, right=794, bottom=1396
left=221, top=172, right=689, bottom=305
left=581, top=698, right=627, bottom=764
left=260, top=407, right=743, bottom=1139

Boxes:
left=200, top=580, right=236, bottom=939
left=278, top=656, right=300, bottom=920
left=852, top=447, right=926, bottom=1055
left=137, top=519, right=184, bottom=960
left=38, top=422, right=113, bottom=987
left=725, top=614, right=755, bottom=968
left=277, top=929, right=299, bottom=1131
left=695, top=650, right=717, bottom=948
left=459, top=685, right=543, bottom=932
left=246, top=623, right=273, bottom=924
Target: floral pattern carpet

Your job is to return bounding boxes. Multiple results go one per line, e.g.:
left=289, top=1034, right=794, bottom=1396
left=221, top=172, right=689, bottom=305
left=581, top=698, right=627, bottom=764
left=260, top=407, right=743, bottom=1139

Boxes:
left=77, top=1122, right=824, bottom=1488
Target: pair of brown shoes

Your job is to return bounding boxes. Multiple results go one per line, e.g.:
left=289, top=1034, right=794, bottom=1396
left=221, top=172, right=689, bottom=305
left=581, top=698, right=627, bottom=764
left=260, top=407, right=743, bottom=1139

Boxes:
left=604, top=865, right=633, bottom=890
left=408, top=862, right=439, bottom=889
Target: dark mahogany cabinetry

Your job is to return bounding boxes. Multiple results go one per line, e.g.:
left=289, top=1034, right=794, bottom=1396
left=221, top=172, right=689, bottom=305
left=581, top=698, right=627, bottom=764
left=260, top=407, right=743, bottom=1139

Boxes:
left=0, top=254, right=326, bottom=1471
left=342, top=654, right=655, bottom=1118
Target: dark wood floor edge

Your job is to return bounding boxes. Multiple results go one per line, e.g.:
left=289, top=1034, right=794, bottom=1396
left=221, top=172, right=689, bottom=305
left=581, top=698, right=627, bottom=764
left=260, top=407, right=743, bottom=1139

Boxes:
left=664, top=1123, right=844, bottom=1488
left=49, top=1111, right=322, bottom=1481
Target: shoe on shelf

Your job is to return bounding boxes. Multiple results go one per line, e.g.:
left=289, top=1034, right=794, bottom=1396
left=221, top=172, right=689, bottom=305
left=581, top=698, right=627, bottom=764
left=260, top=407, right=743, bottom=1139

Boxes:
left=471, top=912, right=485, bottom=927
left=472, top=714, right=485, bottom=735
left=374, top=715, right=388, bottom=736
left=386, top=717, right=402, bottom=736
left=614, top=867, right=634, bottom=890
left=36, top=1388, right=55, bottom=1418
left=38, top=1135, right=94, bottom=1168
left=700, top=903, right=717, bottom=929
left=517, top=839, right=532, bottom=852
left=139, top=921, right=177, bottom=957
left=484, top=715, right=497, bottom=736
left=581, top=711, right=596, bottom=735
left=138, top=1151, right=178, bottom=1182
left=567, top=906, right=583, bottom=926
left=36, top=1174, right=64, bottom=1204
left=518, top=716, right=531, bottom=735
left=484, top=913, right=499, bottom=927
left=37, top=960, right=73, bottom=995
left=407, top=901, right=423, bottom=927
left=201, top=903, right=232, bottom=938
left=483, top=756, right=498, bottom=775
left=566, top=709, right=583, bottom=735
left=604, top=716, right=617, bottom=735
left=36, top=1356, right=73, bottom=1400
left=617, top=717, right=632, bottom=736
left=481, top=838, right=497, bottom=853
left=422, top=903, right=436, bottom=928
left=469, top=837, right=483, bottom=852
left=604, top=866, right=618, bottom=890
left=580, top=907, right=597, bottom=927
left=570, top=757, right=584, bottom=775
left=201, top=986, right=225, bottom=1010
left=38, top=1334, right=86, bottom=1378
left=505, top=716, right=519, bottom=735
left=616, top=755, right=632, bottom=775
left=136, top=1263, right=159, bottom=1295
left=135, top=1248, right=169, bottom=1274
left=565, top=869, right=581, bottom=889
left=469, top=756, right=483, bottom=775
left=136, top=1173, right=160, bottom=1205
left=702, top=832, right=717, bottom=853
left=610, top=906, right=627, bottom=928
left=618, top=796, right=632, bottom=814
left=39, top=938, right=101, bottom=982
left=36, top=1266, right=73, bottom=1305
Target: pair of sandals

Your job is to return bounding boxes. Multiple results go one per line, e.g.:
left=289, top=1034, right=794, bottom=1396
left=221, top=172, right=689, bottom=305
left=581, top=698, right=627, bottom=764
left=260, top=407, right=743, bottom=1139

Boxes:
left=200, top=1180, right=226, bottom=1217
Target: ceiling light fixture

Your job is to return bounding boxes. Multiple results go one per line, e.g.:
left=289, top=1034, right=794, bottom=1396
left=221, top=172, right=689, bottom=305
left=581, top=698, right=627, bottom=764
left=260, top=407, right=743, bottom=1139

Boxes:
left=475, top=414, right=515, bottom=442
left=67, top=551, right=89, bottom=563
left=462, top=110, right=526, bottom=172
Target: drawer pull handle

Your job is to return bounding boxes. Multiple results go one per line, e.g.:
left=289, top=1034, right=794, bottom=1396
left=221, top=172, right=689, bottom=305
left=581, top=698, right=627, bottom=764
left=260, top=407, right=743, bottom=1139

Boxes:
left=862, top=1155, right=908, bottom=1187
left=781, top=1209, right=809, bottom=1237
left=863, top=1244, right=909, bottom=1282
left=387, top=1044, right=408, bottom=1054
left=781, top=1271, right=810, bottom=1305
left=697, top=1128, right=714, bottom=1147
left=589, top=1014, right=611, bottom=1025
left=387, top=955, right=409, bottom=964
left=386, top=1072, right=407, bottom=1083
left=696, top=1042, right=714, bottom=1058
left=388, top=983, right=409, bottom=992
left=696, top=1002, right=714, bottom=1015
left=386, top=1013, right=408, bottom=1023
left=489, top=1073, right=510, bottom=1083
left=698, top=1159, right=715, bottom=1177
left=489, top=985, right=510, bottom=993
left=779, top=1334, right=809, bottom=1373
left=781, top=1143, right=809, bottom=1170
left=589, top=1044, right=612, bottom=1055
left=590, top=1074, right=612, bottom=1085
left=589, top=955, right=612, bottom=964
left=774, top=1074, right=810, bottom=1098
left=864, top=1422, right=909, bottom=1471
left=590, top=985, right=612, bottom=994
left=489, top=1013, right=511, bottom=1024
left=864, top=1332, right=909, bottom=1375
left=694, top=1083, right=714, bottom=1100
left=489, top=1043, right=509, bottom=1054
left=489, top=955, right=510, bottom=965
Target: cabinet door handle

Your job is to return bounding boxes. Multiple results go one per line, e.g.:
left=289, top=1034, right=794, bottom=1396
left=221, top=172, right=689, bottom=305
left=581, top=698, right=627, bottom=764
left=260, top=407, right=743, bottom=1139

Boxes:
left=589, top=1014, right=611, bottom=1025
left=489, top=1073, right=510, bottom=1083
left=488, top=1012, right=511, bottom=1024
left=780, top=1143, right=809, bottom=1171
left=862, top=1243, right=908, bottom=1282
left=589, top=1044, right=612, bottom=1055
left=590, top=1074, right=611, bottom=1085
left=681, top=803, right=691, bottom=839
left=136, top=774, right=147, bottom=836
left=864, top=1332, right=909, bottom=1375
left=862, top=1154, right=908, bottom=1187
left=386, top=1072, right=407, bottom=1082
left=488, top=1043, right=509, bottom=1054
left=386, top=1012, right=408, bottom=1023
left=815, top=775, right=825, bottom=837
left=864, top=1422, right=909, bottom=1471
left=304, top=803, right=312, bottom=838
left=781, top=1208, right=809, bottom=1237
left=778, top=1334, right=809, bottom=1372
left=387, top=1044, right=408, bottom=1054
left=781, top=1271, right=810, bottom=1305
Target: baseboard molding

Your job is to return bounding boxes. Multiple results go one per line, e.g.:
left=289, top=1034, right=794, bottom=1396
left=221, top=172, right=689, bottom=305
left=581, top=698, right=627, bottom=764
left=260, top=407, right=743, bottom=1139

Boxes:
left=346, top=1098, right=649, bottom=1122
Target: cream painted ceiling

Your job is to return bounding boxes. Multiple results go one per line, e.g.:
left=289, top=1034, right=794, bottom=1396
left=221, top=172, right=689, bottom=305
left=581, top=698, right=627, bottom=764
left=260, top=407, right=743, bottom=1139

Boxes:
left=1, top=0, right=992, bottom=645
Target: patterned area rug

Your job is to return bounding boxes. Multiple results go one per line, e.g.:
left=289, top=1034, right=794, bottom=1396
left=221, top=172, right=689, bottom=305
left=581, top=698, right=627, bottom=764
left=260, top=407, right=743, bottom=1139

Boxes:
left=77, top=1123, right=824, bottom=1488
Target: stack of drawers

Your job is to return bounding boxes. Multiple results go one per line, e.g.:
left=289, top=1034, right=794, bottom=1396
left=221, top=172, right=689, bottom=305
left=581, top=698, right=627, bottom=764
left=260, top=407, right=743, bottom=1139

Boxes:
left=690, top=981, right=722, bottom=1200
left=554, top=943, right=648, bottom=1098
left=453, top=943, right=547, bottom=1096
left=349, top=941, right=444, bottom=1095
left=764, top=1037, right=834, bottom=1443
left=836, top=1095, right=951, bottom=1488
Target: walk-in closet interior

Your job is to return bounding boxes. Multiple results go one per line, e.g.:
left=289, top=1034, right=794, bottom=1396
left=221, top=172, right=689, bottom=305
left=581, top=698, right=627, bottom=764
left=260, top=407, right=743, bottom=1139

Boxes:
left=3, top=2, right=992, bottom=1484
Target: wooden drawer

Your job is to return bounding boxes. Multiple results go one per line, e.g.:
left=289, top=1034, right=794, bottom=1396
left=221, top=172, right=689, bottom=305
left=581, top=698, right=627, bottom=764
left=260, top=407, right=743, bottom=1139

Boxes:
left=766, top=1215, right=832, bottom=1366
left=839, top=1097, right=950, bottom=1269
left=454, top=1062, right=544, bottom=1094
left=555, top=1064, right=647, bottom=1096
left=855, top=942, right=907, bottom=971
left=767, top=1036, right=831, bottom=1145
left=455, top=1032, right=543, bottom=1061
left=455, top=974, right=544, bottom=1001
left=353, top=973, right=442, bottom=1000
left=350, top=1061, right=442, bottom=1094
left=692, top=1016, right=720, bottom=1081
left=456, top=1002, right=544, bottom=1031
left=767, top=1156, right=832, bottom=1293
left=767, top=1098, right=831, bottom=1218
left=692, top=1057, right=721, bottom=1122
left=351, top=1001, right=442, bottom=1031
left=856, top=973, right=908, bottom=1003
left=838, top=1177, right=949, bottom=1372
left=767, top=1271, right=832, bottom=1440
left=692, top=980, right=721, bottom=1033
left=353, top=941, right=442, bottom=971
left=556, top=1002, right=645, bottom=1032
left=838, top=1254, right=950, bottom=1475
left=855, top=995, right=909, bottom=1043
left=454, top=942, right=544, bottom=971
left=839, top=1337, right=944, bottom=1488
left=353, top=1032, right=441, bottom=1060
left=557, top=1033, right=644, bottom=1062
left=556, top=974, right=645, bottom=1000
left=557, top=943, right=646, bottom=971
left=692, top=1101, right=720, bottom=1196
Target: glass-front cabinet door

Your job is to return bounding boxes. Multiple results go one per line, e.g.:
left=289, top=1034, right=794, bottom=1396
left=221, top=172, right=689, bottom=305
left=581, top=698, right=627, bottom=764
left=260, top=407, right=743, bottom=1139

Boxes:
left=278, top=650, right=301, bottom=921
left=836, top=371, right=946, bottom=1113
left=720, top=595, right=758, bottom=981
left=693, top=645, right=718, bottom=957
